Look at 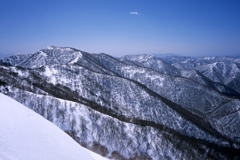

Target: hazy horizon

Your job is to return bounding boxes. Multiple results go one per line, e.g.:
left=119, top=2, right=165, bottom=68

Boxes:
left=1, top=46, right=240, bottom=59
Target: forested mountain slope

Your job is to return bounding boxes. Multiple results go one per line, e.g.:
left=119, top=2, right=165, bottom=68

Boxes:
left=0, top=46, right=240, bottom=159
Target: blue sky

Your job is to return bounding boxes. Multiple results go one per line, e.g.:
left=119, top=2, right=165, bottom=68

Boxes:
left=0, top=0, right=240, bottom=57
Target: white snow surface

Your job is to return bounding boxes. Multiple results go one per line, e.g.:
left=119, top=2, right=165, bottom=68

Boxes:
left=84, top=149, right=109, bottom=160
left=0, top=93, right=108, bottom=160
left=68, top=51, right=82, bottom=64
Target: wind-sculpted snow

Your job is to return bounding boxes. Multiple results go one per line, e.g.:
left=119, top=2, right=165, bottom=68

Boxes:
left=1, top=46, right=240, bottom=159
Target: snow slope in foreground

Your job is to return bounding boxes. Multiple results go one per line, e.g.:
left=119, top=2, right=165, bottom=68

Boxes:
left=0, top=93, right=107, bottom=160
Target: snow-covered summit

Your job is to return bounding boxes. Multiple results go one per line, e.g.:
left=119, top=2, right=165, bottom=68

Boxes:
left=1, top=47, right=240, bottom=159
left=0, top=46, right=82, bottom=68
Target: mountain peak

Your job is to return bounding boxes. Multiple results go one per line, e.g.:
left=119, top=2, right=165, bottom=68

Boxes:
left=1, top=46, right=240, bottom=159
left=0, top=46, right=83, bottom=68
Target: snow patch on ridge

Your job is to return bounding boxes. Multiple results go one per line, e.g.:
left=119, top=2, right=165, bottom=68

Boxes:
left=38, top=51, right=48, bottom=57
left=69, top=51, right=82, bottom=64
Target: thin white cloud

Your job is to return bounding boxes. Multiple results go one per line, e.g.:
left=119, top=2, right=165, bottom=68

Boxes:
left=129, top=12, right=140, bottom=15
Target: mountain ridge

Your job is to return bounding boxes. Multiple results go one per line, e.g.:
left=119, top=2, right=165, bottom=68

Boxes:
left=1, top=46, right=240, bottom=159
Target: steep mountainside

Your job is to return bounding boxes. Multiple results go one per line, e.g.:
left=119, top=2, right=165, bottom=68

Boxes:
left=122, top=54, right=240, bottom=97
left=0, top=46, right=240, bottom=160
left=162, top=56, right=240, bottom=92
left=0, top=93, right=97, bottom=160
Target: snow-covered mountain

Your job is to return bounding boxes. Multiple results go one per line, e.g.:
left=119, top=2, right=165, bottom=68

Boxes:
left=161, top=56, right=240, bottom=93
left=0, top=46, right=240, bottom=159
left=0, top=46, right=82, bottom=68
left=122, top=54, right=240, bottom=97
left=0, top=93, right=108, bottom=160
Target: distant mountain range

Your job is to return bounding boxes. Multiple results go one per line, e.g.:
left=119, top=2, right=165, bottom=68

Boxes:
left=0, top=53, right=14, bottom=59
left=0, top=46, right=240, bottom=159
